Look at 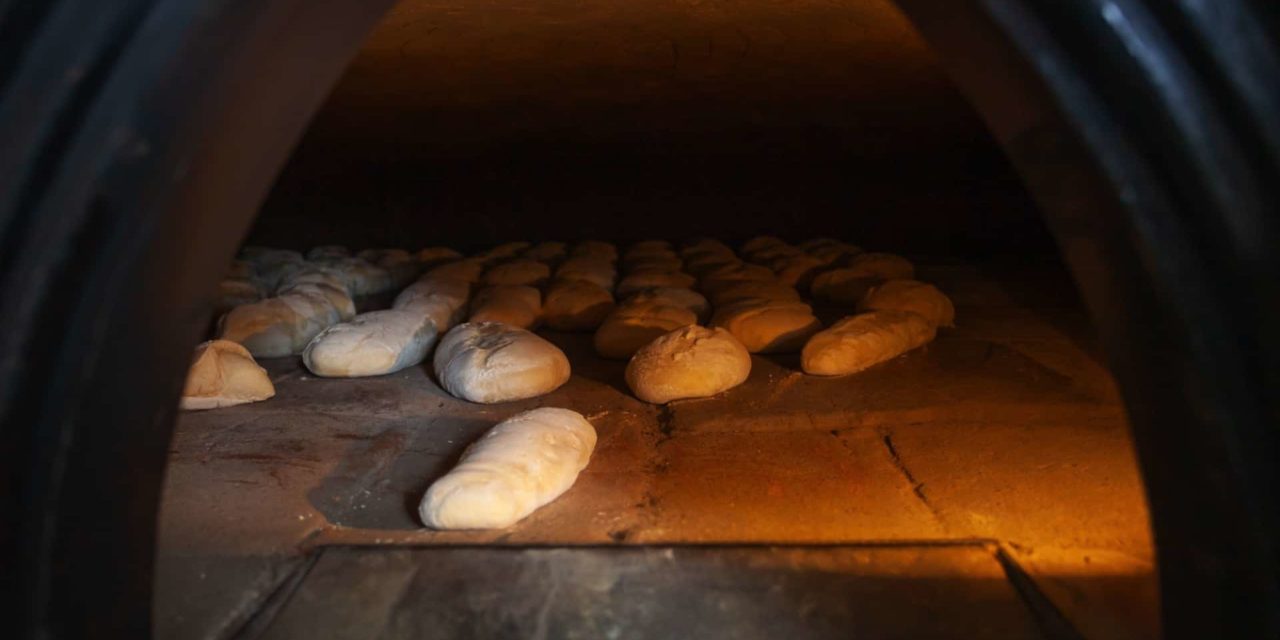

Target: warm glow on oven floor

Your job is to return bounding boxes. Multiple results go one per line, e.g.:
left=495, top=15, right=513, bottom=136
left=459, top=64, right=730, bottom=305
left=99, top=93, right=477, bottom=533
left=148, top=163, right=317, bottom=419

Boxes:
left=157, top=261, right=1156, bottom=638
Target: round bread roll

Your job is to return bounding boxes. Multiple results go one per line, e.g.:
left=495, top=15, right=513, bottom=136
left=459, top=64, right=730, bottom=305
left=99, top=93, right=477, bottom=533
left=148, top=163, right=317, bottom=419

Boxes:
left=554, top=256, right=616, bottom=290
left=180, top=340, right=275, bottom=410
left=614, top=270, right=697, bottom=298
left=594, top=301, right=698, bottom=359
left=811, top=268, right=880, bottom=306
left=469, top=285, right=542, bottom=329
left=523, top=241, right=567, bottom=264
left=858, top=280, right=955, bottom=328
left=707, top=280, right=802, bottom=308
left=801, top=310, right=936, bottom=376
left=394, top=275, right=471, bottom=309
left=625, top=325, right=752, bottom=404
left=482, top=259, right=551, bottom=287
left=681, top=238, right=734, bottom=257
left=626, top=287, right=711, bottom=322
left=303, top=310, right=437, bottom=377
left=416, top=246, right=464, bottom=265
left=570, top=240, right=618, bottom=263
left=433, top=323, right=571, bottom=403
left=711, top=300, right=823, bottom=353
left=426, top=258, right=485, bottom=284
left=419, top=407, right=596, bottom=529
left=543, top=280, right=616, bottom=331
left=741, top=235, right=786, bottom=254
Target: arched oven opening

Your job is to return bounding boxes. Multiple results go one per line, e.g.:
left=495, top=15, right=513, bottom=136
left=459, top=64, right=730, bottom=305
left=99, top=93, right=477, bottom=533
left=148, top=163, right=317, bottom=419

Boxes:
left=1, top=1, right=1276, bottom=639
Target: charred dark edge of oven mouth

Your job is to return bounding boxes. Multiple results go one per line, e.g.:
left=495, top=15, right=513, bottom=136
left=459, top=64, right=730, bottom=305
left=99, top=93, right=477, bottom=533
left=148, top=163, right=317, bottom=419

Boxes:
left=232, top=538, right=1083, bottom=640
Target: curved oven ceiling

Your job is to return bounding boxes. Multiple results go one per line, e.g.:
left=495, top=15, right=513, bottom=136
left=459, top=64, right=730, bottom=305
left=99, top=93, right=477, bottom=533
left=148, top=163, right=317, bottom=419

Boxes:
left=257, top=0, right=1043, bottom=253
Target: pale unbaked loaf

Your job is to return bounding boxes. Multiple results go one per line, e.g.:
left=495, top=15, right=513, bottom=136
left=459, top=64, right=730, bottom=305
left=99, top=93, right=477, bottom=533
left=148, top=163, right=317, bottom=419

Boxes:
left=180, top=340, right=275, bottom=410
left=625, top=325, right=752, bottom=403
left=858, top=279, right=956, bottom=328
left=356, top=248, right=411, bottom=264
left=303, top=310, right=437, bottom=377
left=711, top=300, right=823, bottom=353
left=419, top=407, right=596, bottom=529
left=433, top=323, right=571, bottom=403
left=277, top=282, right=356, bottom=321
left=593, top=301, right=698, bottom=359
left=801, top=310, right=936, bottom=376
left=542, top=280, right=616, bottom=331
left=219, top=292, right=340, bottom=358
left=614, top=270, right=697, bottom=298
left=394, top=276, right=471, bottom=311
left=469, top=285, right=542, bottom=329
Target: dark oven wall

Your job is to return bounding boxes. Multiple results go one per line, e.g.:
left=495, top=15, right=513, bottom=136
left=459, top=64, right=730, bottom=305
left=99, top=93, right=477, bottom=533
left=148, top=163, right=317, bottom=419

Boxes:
left=247, top=0, right=1052, bottom=259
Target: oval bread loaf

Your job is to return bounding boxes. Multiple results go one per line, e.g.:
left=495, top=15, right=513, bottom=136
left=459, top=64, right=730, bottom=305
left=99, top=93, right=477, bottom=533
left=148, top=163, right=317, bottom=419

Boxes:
left=625, top=325, right=752, bottom=404
left=419, top=407, right=596, bottom=529
left=433, top=323, right=571, bottom=403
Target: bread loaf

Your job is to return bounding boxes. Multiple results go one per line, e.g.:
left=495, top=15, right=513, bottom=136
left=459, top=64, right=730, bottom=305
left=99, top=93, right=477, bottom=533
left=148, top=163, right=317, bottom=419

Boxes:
left=711, top=300, right=822, bottom=353
left=180, top=340, right=275, bottom=410
left=625, top=325, right=752, bottom=403
left=303, top=310, right=437, bottom=377
left=801, top=310, right=936, bottom=376
left=858, top=280, right=955, bottom=328
left=593, top=300, right=697, bottom=359
left=433, top=323, right=571, bottom=403
left=543, top=280, right=615, bottom=331
left=419, top=407, right=596, bottom=529
left=482, top=259, right=551, bottom=287
left=469, top=285, right=542, bottom=329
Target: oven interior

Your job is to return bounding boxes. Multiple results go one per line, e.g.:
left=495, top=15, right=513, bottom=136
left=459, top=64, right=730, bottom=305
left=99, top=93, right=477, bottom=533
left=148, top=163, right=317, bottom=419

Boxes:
left=154, top=1, right=1158, bottom=638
